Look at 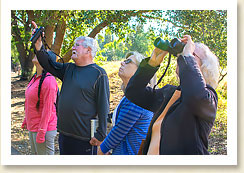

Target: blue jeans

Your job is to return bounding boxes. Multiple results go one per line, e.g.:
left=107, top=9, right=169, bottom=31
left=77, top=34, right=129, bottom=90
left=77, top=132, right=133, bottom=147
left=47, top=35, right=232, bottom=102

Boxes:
left=58, top=133, right=97, bottom=155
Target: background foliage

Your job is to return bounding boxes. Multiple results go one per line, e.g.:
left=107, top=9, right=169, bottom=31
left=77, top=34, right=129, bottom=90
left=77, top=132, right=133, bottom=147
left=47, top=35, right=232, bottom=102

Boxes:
left=11, top=10, right=227, bottom=81
left=11, top=10, right=227, bottom=155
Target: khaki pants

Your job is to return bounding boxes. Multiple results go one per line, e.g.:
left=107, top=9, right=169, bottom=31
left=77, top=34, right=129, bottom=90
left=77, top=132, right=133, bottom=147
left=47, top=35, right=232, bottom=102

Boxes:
left=29, top=130, right=57, bottom=155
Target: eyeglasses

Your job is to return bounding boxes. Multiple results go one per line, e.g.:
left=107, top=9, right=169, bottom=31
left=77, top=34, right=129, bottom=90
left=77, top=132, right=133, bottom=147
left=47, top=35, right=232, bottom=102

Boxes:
left=73, top=42, right=85, bottom=48
left=193, top=52, right=201, bottom=60
left=124, top=59, right=133, bottom=64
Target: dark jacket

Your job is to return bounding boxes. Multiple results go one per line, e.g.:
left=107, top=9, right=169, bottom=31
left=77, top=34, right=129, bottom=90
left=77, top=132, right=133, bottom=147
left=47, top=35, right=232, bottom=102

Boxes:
left=125, top=56, right=218, bottom=155
left=35, top=46, right=110, bottom=141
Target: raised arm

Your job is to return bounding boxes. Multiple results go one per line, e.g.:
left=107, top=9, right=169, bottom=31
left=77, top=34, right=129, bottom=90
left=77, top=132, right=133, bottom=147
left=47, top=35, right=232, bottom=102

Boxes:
left=178, top=35, right=218, bottom=121
left=35, top=47, right=68, bottom=81
left=31, top=21, right=68, bottom=81
left=125, top=48, right=168, bottom=112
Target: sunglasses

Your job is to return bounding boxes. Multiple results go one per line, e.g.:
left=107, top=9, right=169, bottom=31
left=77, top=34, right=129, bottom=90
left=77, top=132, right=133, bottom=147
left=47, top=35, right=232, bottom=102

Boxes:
left=124, top=59, right=133, bottom=64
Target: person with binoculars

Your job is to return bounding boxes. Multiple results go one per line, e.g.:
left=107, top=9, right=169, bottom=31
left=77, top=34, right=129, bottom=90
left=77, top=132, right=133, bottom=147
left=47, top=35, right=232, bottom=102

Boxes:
left=125, top=35, right=219, bottom=155
left=30, top=21, right=110, bottom=155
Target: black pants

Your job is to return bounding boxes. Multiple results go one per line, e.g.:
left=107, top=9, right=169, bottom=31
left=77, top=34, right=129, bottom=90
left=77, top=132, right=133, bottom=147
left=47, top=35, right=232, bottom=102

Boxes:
left=58, top=133, right=97, bottom=155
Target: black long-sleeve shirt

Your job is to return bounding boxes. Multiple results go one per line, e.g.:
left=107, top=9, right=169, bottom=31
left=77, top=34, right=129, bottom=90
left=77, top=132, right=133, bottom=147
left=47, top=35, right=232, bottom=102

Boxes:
left=125, top=56, right=218, bottom=155
left=36, top=46, right=110, bottom=141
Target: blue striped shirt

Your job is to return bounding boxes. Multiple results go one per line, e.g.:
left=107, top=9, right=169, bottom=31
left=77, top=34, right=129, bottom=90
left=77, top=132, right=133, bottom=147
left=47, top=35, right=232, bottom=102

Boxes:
left=100, top=96, right=153, bottom=155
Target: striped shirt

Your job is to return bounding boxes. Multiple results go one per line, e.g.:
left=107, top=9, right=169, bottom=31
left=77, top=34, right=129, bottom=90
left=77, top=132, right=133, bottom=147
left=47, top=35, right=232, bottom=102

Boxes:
left=100, top=96, right=153, bottom=155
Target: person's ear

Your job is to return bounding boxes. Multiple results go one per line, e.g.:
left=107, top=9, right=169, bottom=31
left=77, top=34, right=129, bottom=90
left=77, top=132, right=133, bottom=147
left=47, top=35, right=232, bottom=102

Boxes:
left=87, top=48, right=92, bottom=54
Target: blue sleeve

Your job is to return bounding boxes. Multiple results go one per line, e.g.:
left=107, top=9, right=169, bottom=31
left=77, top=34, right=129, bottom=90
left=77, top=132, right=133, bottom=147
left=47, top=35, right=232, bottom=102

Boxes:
left=100, top=98, right=142, bottom=153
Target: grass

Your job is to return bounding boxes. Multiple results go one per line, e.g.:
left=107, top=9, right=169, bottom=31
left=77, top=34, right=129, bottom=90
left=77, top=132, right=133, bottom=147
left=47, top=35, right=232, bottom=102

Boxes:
left=100, top=61, right=121, bottom=76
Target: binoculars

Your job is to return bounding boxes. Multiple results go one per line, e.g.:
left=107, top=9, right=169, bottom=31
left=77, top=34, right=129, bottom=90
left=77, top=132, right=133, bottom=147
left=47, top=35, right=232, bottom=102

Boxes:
left=30, top=26, right=44, bottom=44
left=154, top=37, right=185, bottom=56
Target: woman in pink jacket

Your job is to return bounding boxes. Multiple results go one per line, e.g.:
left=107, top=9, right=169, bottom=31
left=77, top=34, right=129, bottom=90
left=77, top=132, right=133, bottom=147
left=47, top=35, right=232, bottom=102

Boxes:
left=22, top=51, right=58, bottom=155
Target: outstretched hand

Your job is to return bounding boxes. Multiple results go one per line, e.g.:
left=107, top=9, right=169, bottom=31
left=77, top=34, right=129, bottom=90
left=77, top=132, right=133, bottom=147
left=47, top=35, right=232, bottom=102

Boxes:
left=31, top=21, right=43, bottom=51
left=148, top=48, right=168, bottom=67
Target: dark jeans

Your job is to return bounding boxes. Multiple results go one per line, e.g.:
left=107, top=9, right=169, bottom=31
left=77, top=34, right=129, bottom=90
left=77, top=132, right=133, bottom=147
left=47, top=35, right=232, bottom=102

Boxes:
left=58, top=133, right=97, bottom=155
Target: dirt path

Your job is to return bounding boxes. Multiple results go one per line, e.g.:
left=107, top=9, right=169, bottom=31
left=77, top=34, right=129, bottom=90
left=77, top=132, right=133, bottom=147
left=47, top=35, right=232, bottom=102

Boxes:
left=11, top=72, right=32, bottom=154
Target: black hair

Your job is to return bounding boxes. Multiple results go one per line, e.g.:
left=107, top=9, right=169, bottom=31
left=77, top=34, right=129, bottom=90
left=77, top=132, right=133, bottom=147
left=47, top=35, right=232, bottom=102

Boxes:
left=36, top=70, right=48, bottom=111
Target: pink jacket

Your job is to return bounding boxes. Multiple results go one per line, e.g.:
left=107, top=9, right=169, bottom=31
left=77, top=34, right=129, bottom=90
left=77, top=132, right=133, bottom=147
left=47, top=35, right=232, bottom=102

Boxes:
left=22, top=73, right=58, bottom=143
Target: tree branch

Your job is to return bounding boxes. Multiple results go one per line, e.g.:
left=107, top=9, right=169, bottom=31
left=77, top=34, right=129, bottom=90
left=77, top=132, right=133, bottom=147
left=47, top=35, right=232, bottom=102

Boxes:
left=88, top=21, right=109, bottom=38
left=63, top=10, right=158, bottom=61
left=218, top=71, right=227, bottom=83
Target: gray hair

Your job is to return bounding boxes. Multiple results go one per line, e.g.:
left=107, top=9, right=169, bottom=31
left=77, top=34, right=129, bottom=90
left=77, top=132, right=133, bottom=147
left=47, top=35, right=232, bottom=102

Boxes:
left=125, top=51, right=145, bottom=66
left=125, top=51, right=157, bottom=88
left=195, top=43, right=219, bottom=89
left=74, top=36, right=98, bottom=58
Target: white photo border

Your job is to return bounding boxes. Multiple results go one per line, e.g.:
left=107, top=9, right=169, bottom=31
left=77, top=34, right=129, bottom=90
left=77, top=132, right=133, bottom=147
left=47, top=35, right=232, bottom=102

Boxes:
left=1, top=0, right=237, bottom=165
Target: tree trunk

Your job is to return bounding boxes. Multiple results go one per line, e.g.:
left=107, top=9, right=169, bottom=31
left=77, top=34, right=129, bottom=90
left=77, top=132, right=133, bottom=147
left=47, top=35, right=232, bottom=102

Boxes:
left=20, top=52, right=34, bottom=80
left=14, top=35, right=34, bottom=80
left=12, top=11, right=34, bottom=80
left=57, top=49, right=72, bottom=63
left=44, top=25, right=55, bottom=48
left=52, top=18, right=67, bottom=55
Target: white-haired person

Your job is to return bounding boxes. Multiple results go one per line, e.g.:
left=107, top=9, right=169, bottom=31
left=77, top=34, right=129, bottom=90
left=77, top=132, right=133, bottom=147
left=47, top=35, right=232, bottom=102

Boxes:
left=98, top=52, right=156, bottom=155
left=125, top=35, right=219, bottom=155
left=31, top=21, right=110, bottom=155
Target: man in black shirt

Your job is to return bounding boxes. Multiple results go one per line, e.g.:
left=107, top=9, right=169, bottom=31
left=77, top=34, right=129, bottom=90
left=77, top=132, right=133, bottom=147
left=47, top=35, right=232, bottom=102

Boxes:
left=31, top=21, right=110, bottom=155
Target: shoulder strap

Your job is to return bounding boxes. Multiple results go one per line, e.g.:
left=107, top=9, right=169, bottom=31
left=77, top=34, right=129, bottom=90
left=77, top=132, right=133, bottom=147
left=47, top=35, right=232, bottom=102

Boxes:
left=156, top=90, right=181, bottom=122
left=147, top=90, right=181, bottom=155
left=138, top=139, right=145, bottom=155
